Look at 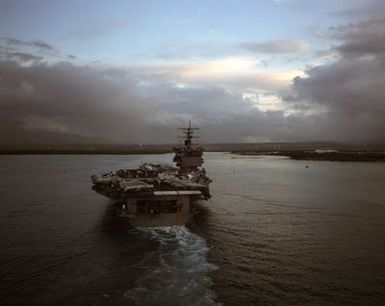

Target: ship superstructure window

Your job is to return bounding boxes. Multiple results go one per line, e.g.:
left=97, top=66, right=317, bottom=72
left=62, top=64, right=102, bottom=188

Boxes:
left=136, top=200, right=181, bottom=214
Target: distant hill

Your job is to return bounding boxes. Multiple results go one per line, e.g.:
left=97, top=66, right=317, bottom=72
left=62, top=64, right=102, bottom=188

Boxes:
left=1, top=142, right=384, bottom=154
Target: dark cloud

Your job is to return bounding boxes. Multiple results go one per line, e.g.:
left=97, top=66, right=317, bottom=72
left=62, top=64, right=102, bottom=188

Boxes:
left=1, top=50, right=384, bottom=145
left=282, top=15, right=385, bottom=142
left=32, top=40, right=56, bottom=51
left=0, top=37, right=59, bottom=65
left=240, top=40, right=309, bottom=54
left=0, top=37, right=56, bottom=52
left=0, top=60, right=157, bottom=144
left=331, top=16, right=385, bottom=57
left=331, top=0, right=385, bottom=19
left=0, top=57, right=328, bottom=145
left=0, top=51, right=43, bottom=62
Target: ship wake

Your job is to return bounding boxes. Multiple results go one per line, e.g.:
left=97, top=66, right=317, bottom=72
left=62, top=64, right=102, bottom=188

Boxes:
left=124, top=226, right=218, bottom=305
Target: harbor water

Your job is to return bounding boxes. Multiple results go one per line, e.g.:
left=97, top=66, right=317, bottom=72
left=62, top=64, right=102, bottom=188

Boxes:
left=1, top=153, right=385, bottom=305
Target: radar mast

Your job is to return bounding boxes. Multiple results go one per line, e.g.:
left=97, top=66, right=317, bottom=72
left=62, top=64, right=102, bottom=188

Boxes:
left=173, top=121, right=204, bottom=172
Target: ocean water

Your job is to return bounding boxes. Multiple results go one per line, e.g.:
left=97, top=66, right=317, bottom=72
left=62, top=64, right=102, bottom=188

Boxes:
left=1, top=153, right=385, bottom=305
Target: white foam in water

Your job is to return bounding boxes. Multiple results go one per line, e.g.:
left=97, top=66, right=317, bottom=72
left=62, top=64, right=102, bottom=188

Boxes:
left=124, top=226, right=218, bottom=305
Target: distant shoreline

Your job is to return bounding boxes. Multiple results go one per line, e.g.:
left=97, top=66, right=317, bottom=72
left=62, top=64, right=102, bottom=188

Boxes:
left=1, top=143, right=385, bottom=162
left=0, top=149, right=173, bottom=155
left=231, top=150, right=385, bottom=162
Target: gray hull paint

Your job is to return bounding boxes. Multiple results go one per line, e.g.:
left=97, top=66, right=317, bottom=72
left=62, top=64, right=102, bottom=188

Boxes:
left=116, top=195, right=197, bottom=227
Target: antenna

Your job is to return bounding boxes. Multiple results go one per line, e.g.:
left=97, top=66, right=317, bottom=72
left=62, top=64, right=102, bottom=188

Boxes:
left=176, top=121, right=201, bottom=148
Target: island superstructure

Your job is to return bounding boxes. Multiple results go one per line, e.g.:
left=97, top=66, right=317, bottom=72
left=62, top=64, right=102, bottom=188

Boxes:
left=91, top=122, right=211, bottom=227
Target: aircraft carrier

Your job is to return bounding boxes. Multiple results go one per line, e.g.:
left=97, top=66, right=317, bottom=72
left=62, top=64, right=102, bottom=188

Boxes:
left=91, top=122, right=211, bottom=227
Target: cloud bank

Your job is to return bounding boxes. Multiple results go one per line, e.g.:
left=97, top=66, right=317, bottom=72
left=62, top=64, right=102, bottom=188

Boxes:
left=283, top=15, right=385, bottom=142
left=1, top=12, right=385, bottom=145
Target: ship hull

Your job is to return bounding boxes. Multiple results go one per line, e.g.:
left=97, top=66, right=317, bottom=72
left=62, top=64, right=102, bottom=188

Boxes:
left=99, top=192, right=201, bottom=227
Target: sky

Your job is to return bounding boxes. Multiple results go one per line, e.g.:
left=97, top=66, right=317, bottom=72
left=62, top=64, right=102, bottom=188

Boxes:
left=1, top=0, right=385, bottom=144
